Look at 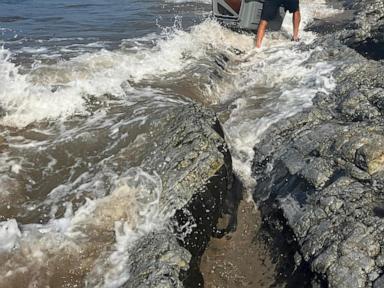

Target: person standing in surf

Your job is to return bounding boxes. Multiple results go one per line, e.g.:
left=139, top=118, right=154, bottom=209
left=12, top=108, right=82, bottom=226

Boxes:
left=255, top=0, right=301, bottom=48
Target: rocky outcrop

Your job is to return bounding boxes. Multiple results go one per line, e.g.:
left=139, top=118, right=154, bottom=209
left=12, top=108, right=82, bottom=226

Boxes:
left=309, top=0, right=384, bottom=60
left=0, top=136, right=6, bottom=152
left=338, top=0, right=384, bottom=60
left=122, top=105, right=237, bottom=287
left=340, top=0, right=384, bottom=44
left=253, top=13, right=384, bottom=288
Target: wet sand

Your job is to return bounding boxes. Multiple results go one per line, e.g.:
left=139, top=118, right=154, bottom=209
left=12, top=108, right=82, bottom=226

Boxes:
left=201, top=200, right=276, bottom=288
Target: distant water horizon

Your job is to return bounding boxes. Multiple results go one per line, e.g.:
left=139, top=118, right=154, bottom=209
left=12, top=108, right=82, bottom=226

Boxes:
left=1, top=0, right=210, bottom=65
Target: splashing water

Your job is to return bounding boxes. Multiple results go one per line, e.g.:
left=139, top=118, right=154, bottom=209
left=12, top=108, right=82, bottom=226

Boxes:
left=211, top=0, right=340, bottom=193
left=0, top=168, right=166, bottom=287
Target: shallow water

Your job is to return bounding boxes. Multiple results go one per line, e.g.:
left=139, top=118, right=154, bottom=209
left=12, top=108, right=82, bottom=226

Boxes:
left=0, top=0, right=341, bottom=287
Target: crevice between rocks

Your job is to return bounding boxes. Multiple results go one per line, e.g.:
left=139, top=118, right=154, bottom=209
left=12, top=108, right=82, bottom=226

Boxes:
left=171, top=115, right=242, bottom=288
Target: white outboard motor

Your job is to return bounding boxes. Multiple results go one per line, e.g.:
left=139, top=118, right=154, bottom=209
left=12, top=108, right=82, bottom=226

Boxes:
left=212, top=0, right=286, bottom=32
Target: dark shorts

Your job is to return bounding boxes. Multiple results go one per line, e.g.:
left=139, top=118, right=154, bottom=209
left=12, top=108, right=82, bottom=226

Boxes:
left=260, top=0, right=299, bottom=21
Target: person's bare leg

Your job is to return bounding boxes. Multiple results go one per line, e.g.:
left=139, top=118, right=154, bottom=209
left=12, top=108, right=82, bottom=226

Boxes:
left=255, top=20, right=268, bottom=48
left=292, top=10, right=301, bottom=41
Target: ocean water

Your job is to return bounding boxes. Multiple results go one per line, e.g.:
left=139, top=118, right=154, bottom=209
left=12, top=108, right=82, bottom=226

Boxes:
left=0, top=0, right=340, bottom=287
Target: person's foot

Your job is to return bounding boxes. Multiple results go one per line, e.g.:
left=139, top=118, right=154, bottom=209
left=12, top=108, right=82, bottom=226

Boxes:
left=291, top=36, right=300, bottom=42
left=241, top=46, right=262, bottom=62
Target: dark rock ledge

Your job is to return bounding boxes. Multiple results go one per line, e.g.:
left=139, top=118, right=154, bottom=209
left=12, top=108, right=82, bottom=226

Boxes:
left=337, top=0, right=384, bottom=60
left=307, top=0, right=384, bottom=60
left=121, top=105, right=238, bottom=288
left=253, top=1, right=384, bottom=287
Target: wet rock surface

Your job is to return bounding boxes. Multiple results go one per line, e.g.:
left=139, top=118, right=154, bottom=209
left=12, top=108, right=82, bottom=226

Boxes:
left=345, top=0, right=384, bottom=43
left=122, top=105, right=236, bottom=287
left=0, top=136, right=6, bottom=152
left=337, top=0, right=384, bottom=60
left=124, top=231, right=191, bottom=288
left=252, top=2, right=384, bottom=286
left=309, top=0, right=384, bottom=60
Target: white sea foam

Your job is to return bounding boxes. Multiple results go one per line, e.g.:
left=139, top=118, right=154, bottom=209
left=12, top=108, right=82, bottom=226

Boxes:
left=0, top=219, right=21, bottom=252
left=0, top=20, right=244, bottom=127
left=0, top=47, right=86, bottom=127
left=223, top=55, right=336, bottom=192
left=19, top=47, right=48, bottom=54
left=211, top=0, right=341, bottom=193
